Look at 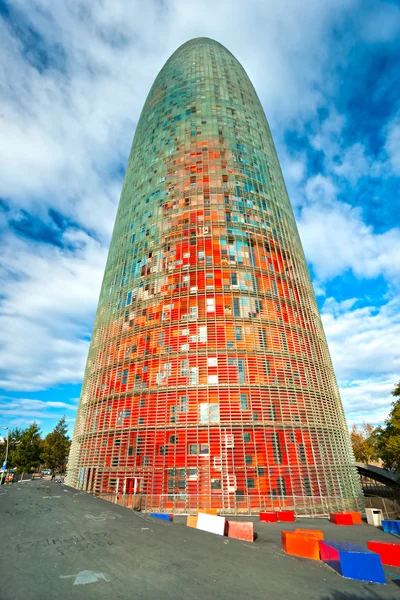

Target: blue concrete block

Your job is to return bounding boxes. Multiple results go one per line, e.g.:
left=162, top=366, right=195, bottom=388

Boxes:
left=149, top=512, right=173, bottom=521
left=319, top=541, right=385, bottom=584
left=382, top=520, right=400, bottom=534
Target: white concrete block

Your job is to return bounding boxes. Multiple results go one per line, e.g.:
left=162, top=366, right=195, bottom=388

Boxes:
left=196, top=512, right=226, bottom=536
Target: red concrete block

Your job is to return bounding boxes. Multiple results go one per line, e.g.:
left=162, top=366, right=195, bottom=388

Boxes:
left=260, top=512, right=277, bottom=522
left=343, top=511, right=363, bottom=524
left=330, top=513, right=353, bottom=526
left=282, top=530, right=320, bottom=560
left=367, top=540, right=400, bottom=567
left=226, top=520, right=254, bottom=542
left=277, top=510, right=295, bottom=522
left=295, top=528, right=324, bottom=540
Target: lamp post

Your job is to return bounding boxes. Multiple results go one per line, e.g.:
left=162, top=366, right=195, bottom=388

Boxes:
left=1, top=426, right=9, bottom=485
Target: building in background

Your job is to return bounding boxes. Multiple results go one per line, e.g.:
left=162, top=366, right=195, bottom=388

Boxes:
left=66, top=38, right=362, bottom=514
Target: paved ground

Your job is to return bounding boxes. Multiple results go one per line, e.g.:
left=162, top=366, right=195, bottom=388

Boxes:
left=0, top=481, right=399, bottom=600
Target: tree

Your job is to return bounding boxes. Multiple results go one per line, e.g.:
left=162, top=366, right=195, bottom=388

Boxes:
left=373, top=382, right=400, bottom=471
left=42, top=417, right=70, bottom=475
left=14, top=423, right=42, bottom=480
left=350, top=422, right=379, bottom=463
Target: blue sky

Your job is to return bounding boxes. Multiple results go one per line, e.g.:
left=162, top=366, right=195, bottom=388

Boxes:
left=0, top=0, right=399, bottom=437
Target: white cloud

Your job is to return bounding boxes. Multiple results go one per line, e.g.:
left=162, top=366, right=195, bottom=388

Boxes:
left=298, top=176, right=400, bottom=282
left=0, top=229, right=107, bottom=390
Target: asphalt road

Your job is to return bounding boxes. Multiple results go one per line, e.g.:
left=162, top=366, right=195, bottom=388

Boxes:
left=0, top=480, right=399, bottom=600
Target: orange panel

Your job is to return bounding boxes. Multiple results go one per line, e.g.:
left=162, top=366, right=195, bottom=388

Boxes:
left=282, top=530, right=320, bottom=560
left=187, top=515, right=198, bottom=528
left=196, top=508, right=218, bottom=516
left=343, top=511, right=363, bottom=524
left=295, top=528, right=324, bottom=540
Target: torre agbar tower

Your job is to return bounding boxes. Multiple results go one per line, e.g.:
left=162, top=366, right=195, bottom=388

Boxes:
left=67, top=38, right=362, bottom=514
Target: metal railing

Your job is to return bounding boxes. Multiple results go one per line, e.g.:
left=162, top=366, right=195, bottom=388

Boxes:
left=94, top=492, right=364, bottom=517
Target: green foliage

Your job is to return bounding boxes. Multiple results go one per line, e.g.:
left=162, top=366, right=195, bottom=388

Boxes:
left=42, top=417, right=70, bottom=473
left=350, top=422, right=379, bottom=463
left=373, top=383, right=400, bottom=471
left=14, top=423, right=42, bottom=474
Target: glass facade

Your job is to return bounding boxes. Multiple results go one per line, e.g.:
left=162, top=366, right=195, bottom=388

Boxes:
left=66, top=38, right=363, bottom=514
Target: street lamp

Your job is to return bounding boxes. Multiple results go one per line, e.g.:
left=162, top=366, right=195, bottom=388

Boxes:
left=1, top=427, right=9, bottom=485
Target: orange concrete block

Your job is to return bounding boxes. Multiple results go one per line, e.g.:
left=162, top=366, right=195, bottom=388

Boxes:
left=196, top=508, right=218, bottom=516
left=282, top=530, right=321, bottom=560
left=343, top=511, right=363, bottom=524
left=295, top=528, right=324, bottom=540
left=226, top=520, right=254, bottom=542
left=186, top=515, right=198, bottom=528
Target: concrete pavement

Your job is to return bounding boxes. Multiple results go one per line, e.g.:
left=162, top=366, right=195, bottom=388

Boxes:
left=0, top=480, right=399, bottom=600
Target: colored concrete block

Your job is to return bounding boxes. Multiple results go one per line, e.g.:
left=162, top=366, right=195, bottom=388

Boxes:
left=260, top=512, right=277, bottom=522
left=196, top=512, right=226, bottom=536
left=382, top=520, right=400, bottom=534
left=295, top=528, right=324, bottom=540
left=282, top=530, right=320, bottom=560
left=226, top=520, right=254, bottom=542
left=343, top=511, right=363, bottom=524
left=277, top=510, right=295, bottom=522
left=149, top=513, right=173, bottom=521
left=196, top=508, right=218, bottom=516
left=186, top=515, right=198, bottom=528
left=330, top=513, right=353, bottom=526
left=367, top=540, right=400, bottom=567
left=319, top=541, right=385, bottom=584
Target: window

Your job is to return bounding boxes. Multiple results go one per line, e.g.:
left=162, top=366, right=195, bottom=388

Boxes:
left=245, top=454, right=253, bottom=465
left=238, top=358, right=246, bottom=383
left=272, top=433, right=282, bottom=464
left=170, top=435, right=178, bottom=444
left=109, top=478, right=117, bottom=489
left=269, top=405, right=277, bottom=421
left=128, top=446, right=133, bottom=456
left=298, top=443, right=307, bottom=462
left=208, top=375, right=218, bottom=384
left=143, top=456, right=150, bottom=466
left=233, top=298, right=240, bottom=317
left=160, top=446, right=168, bottom=455
left=303, top=476, right=312, bottom=496
left=231, top=273, right=237, bottom=285
left=247, top=478, right=255, bottom=489
left=206, top=297, right=215, bottom=312
left=117, top=411, right=123, bottom=425
left=257, top=467, right=265, bottom=476
left=115, top=438, right=121, bottom=446
left=277, top=477, right=287, bottom=496
left=112, top=457, right=118, bottom=467
left=208, top=357, right=218, bottom=366
left=124, top=409, right=131, bottom=417
left=281, top=332, right=288, bottom=351
left=199, top=403, right=219, bottom=423
left=259, top=328, right=268, bottom=348
left=138, top=417, right=144, bottom=424
left=180, top=396, right=187, bottom=412
left=235, top=326, right=242, bottom=341
left=243, top=432, right=251, bottom=443
left=200, top=444, right=209, bottom=455
left=211, top=479, right=221, bottom=490
left=240, top=394, right=248, bottom=410
left=263, top=359, right=270, bottom=375
left=189, top=367, right=198, bottom=385
left=288, top=432, right=295, bottom=443
left=180, top=360, right=189, bottom=376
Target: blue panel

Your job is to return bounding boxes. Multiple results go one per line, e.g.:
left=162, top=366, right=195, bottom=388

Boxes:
left=382, top=520, right=400, bottom=534
left=149, top=513, right=172, bottom=521
left=321, top=541, right=385, bottom=584
left=340, top=550, right=385, bottom=584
